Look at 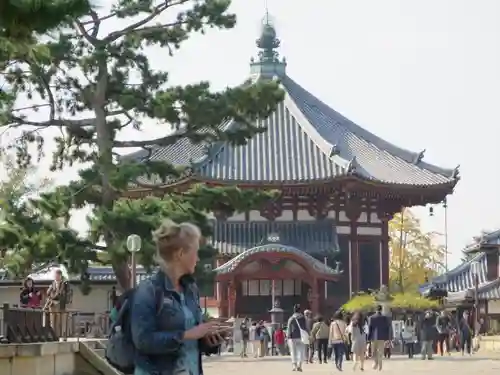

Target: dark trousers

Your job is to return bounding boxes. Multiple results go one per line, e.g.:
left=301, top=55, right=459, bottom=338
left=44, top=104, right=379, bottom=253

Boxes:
left=405, top=342, right=414, bottom=358
left=437, top=333, right=449, bottom=354
left=307, top=343, right=314, bottom=362
left=383, top=347, right=391, bottom=358
left=332, top=343, right=345, bottom=368
left=344, top=342, right=351, bottom=360
left=461, top=335, right=472, bottom=354
left=316, top=339, right=329, bottom=362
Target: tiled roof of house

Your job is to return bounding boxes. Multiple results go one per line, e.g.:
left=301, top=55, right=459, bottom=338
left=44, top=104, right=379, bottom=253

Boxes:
left=419, top=252, right=488, bottom=295
left=463, top=229, right=500, bottom=253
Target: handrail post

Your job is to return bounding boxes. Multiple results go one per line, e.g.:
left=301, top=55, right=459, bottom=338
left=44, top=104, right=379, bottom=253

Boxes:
left=1, top=303, right=8, bottom=338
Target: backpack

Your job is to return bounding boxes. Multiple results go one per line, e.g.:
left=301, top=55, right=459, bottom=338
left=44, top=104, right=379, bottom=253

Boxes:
left=105, top=284, right=163, bottom=374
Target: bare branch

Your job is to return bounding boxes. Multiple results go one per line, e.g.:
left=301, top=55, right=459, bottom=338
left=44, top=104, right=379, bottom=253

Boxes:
left=11, top=104, right=50, bottom=112
left=104, top=1, right=180, bottom=42
left=80, top=11, right=117, bottom=26
left=8, top=110, right=126, bottom=129
left=113, top=132, right=187, bottom=148
left=8, top=116, right=94, bottom=128
left=74, top=10, right=100, bottom=43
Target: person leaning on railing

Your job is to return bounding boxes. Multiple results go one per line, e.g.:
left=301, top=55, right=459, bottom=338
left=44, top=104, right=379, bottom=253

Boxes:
left=20, top=277, right=42, bottom=308
left=45, top=269, right=70, bottom=337
left=130, top=220, right=225, bottom=375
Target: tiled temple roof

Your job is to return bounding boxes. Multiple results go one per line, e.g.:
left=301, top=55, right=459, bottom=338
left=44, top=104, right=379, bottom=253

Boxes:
left=463, top=229, right=500, bottom=253
left=210, top=220, right=339, bottom=255
left=124, top=20, right=457, bottom=188
left=419, top=252, right=488, bottom=296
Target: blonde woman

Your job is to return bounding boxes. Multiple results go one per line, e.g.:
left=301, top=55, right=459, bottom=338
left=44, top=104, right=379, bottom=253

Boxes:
left=130, top=220, right=223, bottom=375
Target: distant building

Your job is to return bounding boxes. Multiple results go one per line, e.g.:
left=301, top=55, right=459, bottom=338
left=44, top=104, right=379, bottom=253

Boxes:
left=0, top=264, right=219, bottom=317
left=124, top=16, right=458, bottom=318
left=419, top=230, right=500, bottom=328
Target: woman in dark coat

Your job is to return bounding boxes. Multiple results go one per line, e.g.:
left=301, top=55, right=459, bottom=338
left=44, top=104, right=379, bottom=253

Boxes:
left=20, top=277, right=42, bottom=308
left=458, top=311, right=473, bottom=355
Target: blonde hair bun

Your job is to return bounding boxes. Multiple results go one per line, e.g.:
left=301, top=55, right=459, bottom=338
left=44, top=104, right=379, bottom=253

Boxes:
left=152, top=219, right=181, bottom=242
left=152, top=219, right=201, bottom=261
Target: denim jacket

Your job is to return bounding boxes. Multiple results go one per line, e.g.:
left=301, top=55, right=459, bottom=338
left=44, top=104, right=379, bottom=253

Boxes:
left=130, top=271, right=217, bottom=375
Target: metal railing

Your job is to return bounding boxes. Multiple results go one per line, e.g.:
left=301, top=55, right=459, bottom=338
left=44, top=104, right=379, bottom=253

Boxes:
left=0, top=303, right=111, bottom=343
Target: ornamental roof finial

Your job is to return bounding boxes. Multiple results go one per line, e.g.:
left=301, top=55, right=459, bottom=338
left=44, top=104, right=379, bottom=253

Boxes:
left=256, top=11, right=280, bottom=63
left=250, top=6, right=286, bottom=78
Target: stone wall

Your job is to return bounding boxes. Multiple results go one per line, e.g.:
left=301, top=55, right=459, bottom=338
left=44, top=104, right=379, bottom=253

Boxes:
left=0, top=342, right=80, bottom=375
left=480, top=335, right=500, bottom=352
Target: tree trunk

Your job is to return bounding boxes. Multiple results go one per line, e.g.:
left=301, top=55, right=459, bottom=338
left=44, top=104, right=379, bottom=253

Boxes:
left=93, top=60, right=131, bottom=291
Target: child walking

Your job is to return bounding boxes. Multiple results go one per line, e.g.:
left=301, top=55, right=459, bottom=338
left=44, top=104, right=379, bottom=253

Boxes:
left=383, top=340, right=393, bottom=359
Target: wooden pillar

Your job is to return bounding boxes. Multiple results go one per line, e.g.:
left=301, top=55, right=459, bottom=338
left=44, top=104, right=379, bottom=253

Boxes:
left=227, top=280, right=236, bottom=318
left=217, top=280, right=228, bottom=317
left=380, top=218, right=390, bottom=286
left=345, top=195, right=362, bottom=294
left=311, top=278, right=319, bottom=314
left=377, top=202, right=400, bottom=287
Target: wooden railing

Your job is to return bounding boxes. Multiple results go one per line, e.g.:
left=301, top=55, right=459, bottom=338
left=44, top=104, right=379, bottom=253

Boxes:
left=0, top=303, right=111, bottom=343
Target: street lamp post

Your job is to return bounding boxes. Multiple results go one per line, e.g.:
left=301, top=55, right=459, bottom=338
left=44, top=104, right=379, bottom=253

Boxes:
left=470, top=260, right=480, bottom=331
left=127, top=234, right=142, bottom=289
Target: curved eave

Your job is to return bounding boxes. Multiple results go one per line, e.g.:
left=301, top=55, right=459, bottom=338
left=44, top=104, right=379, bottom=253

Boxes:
left=125, top=172, right=457, bottom=195
left=281, top=75, right=457, bottom=178
left=419, top=252, right=486, bottom=294
left=213, top=243, right=341, bottom=279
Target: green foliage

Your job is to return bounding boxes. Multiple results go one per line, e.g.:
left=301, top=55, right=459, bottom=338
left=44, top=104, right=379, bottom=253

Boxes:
left=0, top=0, right=93, bottom=123
left=342, top=291, right=439, bottom=313
left=0, top=0, right=284, bottom=289
left=342, top=293, right=375, bottom=312
left=391, top=293, right=438, bottom=310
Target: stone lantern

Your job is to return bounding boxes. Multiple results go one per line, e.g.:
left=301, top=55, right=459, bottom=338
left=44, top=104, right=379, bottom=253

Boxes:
left=374, top=285, right=393, bottom=316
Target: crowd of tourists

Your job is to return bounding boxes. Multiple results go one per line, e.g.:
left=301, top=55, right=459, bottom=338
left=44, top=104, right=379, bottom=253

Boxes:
left=237, top=305, right=484, bottom=372
left=85, top=218, right=487, bottom=375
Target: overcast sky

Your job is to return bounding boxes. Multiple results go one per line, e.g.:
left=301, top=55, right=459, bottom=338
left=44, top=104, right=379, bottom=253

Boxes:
left=2, top=0, right=500, bottom=270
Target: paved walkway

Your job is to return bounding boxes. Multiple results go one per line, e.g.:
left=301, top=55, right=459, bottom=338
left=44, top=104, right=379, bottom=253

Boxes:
left=203, top=353, right=500, bottom=375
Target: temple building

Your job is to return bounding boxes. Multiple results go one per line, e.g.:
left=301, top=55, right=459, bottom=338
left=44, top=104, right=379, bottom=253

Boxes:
left=126, top=17, right=458, bottom=317
left=420, top=230, right=500, bottom=328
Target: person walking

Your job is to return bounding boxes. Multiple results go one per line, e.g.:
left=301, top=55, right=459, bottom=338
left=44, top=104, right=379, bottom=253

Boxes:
left=240, top=318, right=250, bottom=357
left=311, top=316, right=329, bottom=364
left=129, top=220, right=222, bottom=375
left=304, top=310, right=314, bottom=363
left=249, top=322, right=259, bottom=358
left=286, top=304, right=308, bottom=372
left=436, top=311, right=451, bottom=356
left=402, top=317, right=417, bottom=358
left=346, top=312, right=367, bottom=371
left=459, top=311, right=473, bottom=355
left=420, top=311, right=437, bottom=360
left=329, top=311, right=348, bottom=371
left=257, top=321, right=266, bottom=357
left=367, top=305, right=392, bottom=371
left=274, top=326, right=286, bottom=355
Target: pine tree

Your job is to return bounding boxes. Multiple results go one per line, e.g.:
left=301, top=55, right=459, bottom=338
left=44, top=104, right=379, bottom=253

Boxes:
left=0, top=0, right=93, bottom=122
left=0, top=0, right=283, bottom=289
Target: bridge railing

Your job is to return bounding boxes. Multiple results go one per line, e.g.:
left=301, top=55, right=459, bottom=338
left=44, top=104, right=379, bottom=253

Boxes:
left=0, top=303, right=111, bottom=343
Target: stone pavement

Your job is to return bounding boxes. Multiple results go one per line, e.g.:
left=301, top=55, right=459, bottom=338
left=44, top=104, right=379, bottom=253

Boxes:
left=203, top=353, right=500, bottom=375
